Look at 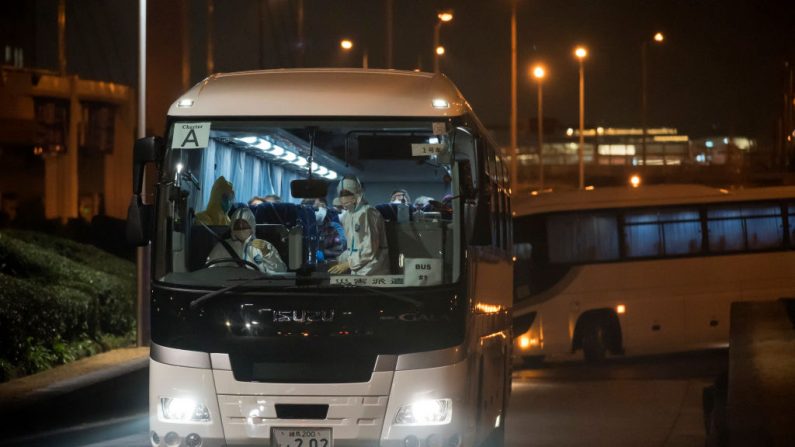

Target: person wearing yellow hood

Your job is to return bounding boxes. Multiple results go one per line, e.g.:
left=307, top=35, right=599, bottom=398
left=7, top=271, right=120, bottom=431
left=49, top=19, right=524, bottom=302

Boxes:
left=196, top=176, right=235, bottom=226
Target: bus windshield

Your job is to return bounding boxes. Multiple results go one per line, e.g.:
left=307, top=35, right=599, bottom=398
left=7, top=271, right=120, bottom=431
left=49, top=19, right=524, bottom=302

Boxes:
left=155, top=119, right=464, bottom=289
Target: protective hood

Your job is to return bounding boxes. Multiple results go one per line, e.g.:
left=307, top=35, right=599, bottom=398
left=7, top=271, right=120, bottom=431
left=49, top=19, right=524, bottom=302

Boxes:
left=229, top=207, right=257, bottom=237
left=196, top=176, right=235, bottom=225
left=337, top=176, right=367, bottom=210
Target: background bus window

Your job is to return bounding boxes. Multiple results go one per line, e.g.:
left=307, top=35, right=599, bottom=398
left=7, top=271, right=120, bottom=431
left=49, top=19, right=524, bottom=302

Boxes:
left=624, top=209, right=701, bottom=258
left=546, top=213, right=619, bottom=263
left=790, top=204, right=795, bottom=246
left=707, top=207, right=745, bottom=252
left=708, top=203, right=784, bottom=252
left=624, top=212, right=663, bottom=257
left=743, top=204, right=783, bottom=250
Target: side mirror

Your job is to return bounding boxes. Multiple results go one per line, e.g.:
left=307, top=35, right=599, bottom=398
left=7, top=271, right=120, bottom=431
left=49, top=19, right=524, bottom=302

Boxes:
left=132, top=136, right=164, bottom=194
left=291, top=179, right=329, bottom=198
left=127, top=136, right=163, bottom=246
left=126, top=195, right=152, bottom=246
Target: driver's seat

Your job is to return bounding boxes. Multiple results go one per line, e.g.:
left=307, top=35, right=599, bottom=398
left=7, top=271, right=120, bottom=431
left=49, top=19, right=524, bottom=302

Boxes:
left=188, top=224, right=229, bottom=271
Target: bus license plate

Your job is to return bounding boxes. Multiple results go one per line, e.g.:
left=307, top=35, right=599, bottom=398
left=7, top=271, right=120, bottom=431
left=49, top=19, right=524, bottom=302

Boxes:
left=271, top=428, right=332, bottom=447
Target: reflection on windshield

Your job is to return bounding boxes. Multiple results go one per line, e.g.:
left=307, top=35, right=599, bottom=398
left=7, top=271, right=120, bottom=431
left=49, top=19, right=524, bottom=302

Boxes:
left=156, top=120, right=462, bottom=288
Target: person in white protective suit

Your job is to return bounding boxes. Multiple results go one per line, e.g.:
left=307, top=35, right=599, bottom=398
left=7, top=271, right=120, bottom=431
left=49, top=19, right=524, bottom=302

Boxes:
left=327, top=176, right=390, bottom=275
left=206, top=207, right=287, bottom=273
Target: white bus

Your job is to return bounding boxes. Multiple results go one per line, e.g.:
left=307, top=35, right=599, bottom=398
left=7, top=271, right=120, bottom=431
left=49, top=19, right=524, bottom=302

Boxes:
left=512, top=184, right=795, bottom=362
left=127, top=69, right=513, bottom=447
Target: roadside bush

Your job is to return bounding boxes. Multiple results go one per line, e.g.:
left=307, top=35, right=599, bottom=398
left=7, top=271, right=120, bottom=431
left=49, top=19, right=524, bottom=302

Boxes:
left=0, top=231, right=136, bottom=381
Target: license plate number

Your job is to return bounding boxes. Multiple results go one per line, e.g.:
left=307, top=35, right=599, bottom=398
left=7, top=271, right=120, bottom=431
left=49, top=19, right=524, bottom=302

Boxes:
left=271, top=428, right=332, bottom=447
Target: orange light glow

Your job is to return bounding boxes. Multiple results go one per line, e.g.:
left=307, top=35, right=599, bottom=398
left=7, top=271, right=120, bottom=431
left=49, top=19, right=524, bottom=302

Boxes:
left=653, top=32, right=664, bottom=43
left=574, top=46, right=588, bottom=59
left=438, top=11, right=453, bottom=22
left=435, top=46, right=446, bottom=56
left=532, top=65, right=545, bottom=80
left=630, top=174, right=641, bottom=188
left=616, top=304, right=626, bottom=314
left=475, top=303, right=502, bottom=314
left=340, top=39, right=353, bottom=50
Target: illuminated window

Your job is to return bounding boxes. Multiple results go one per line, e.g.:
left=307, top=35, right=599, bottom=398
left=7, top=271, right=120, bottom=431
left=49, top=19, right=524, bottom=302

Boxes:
left=624, top=208, right=701, bottom=258
left=546, top=213, right=619, bottom=263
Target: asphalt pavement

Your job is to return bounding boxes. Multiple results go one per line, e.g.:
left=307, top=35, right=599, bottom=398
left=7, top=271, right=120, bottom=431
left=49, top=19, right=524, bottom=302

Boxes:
left=0, top=347, right=149, bottom=445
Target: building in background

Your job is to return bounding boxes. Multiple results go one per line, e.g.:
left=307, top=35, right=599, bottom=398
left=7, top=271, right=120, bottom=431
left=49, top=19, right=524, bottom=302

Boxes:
left=0, top=66, right=134, bottom=223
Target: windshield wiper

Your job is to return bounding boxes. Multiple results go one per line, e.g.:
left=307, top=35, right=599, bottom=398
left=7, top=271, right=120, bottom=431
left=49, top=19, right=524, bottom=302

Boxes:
left=189, top=275, right=287, bottom=310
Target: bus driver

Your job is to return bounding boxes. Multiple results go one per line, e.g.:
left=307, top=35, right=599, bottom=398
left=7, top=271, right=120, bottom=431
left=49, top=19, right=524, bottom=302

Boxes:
left=327, top=176, right=390, bottom=275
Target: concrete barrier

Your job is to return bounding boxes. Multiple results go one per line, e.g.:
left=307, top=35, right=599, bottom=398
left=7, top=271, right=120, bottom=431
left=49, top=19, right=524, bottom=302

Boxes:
left=726, top=299, right=795, bottom=446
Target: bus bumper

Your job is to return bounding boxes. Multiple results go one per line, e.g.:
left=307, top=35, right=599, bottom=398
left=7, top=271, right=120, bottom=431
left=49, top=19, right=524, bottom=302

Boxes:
left=149, top=357, right=475, bottom=446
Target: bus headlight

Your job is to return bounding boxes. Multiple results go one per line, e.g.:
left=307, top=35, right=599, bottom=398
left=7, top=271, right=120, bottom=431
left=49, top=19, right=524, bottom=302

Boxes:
left=160, top=397, right=211, bottom=422
left=394, top=399, right=452, bottom=425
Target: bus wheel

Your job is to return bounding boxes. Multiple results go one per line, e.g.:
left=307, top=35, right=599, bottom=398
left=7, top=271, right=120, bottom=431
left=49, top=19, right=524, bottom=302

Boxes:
left=581, top=321, right=608, bottom=363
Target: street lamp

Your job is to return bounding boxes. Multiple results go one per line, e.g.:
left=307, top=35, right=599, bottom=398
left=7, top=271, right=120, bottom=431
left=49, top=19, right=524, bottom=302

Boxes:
left=641, top=31, right=664, bottom=166
left=340, top=38, right=368, bottom=69
left=433, top=10, right=453, bottom=73
left=574, top=46, right=588, bottom=189
left=532, top=64, right=546, bottom=188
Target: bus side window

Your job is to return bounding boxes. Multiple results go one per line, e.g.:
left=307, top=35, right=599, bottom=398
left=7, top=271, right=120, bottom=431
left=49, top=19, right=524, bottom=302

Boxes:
left=789, top=203, right=795, bottom=247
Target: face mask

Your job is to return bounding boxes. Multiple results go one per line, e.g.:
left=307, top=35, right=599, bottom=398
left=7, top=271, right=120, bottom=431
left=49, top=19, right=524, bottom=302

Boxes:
left=315, top=206, right=327, bottom=224
left=221, top=196, right=233, bottom=212
left=233, top=229, right=252, bottom=242
left=342, top=198, right=356, bottom=212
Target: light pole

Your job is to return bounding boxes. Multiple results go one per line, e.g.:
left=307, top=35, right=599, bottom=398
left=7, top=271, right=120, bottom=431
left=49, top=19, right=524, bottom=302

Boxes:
left=641, top=32, right=664, bottom=166
left=510, top=1, right=518, bottom=190
left=433, top=11, right=453, bottom=73
left=532, top=65, right=546, bottom=189
left=575, top=46, right=588, bottom=189
left=340, top=39, right=368, bottom=69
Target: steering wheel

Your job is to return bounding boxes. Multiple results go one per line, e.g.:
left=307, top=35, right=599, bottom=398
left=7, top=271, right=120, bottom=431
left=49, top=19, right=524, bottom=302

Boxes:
left=202, top=257, right=260, bottom=271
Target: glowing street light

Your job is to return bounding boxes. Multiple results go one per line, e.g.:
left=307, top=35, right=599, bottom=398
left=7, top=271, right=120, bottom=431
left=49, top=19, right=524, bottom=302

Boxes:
left=642, top=32, right=665, bottom=166
left=532, top=64, right=546, bottom=188
left=574, top=46, right=588, bottom=189
left=433, top=10, right=453, bottom=73
left=630, top=174, right=642, bottom=188
left=340, top=38, right=367, bottom=69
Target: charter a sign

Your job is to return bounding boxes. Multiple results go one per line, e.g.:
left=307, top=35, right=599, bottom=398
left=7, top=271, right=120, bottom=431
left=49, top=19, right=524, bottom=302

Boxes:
left=172, top=122, right=211, bottom=149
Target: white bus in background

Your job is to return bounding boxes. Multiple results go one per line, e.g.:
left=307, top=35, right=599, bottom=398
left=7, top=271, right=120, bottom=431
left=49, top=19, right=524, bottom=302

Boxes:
left=512, top=184, right=795, bottom=362
left=127, top=69, right=514, bottom=447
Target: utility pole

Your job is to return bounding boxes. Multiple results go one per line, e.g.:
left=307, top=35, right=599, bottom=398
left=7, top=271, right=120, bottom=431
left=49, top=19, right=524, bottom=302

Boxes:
left=206, top=0, right=214, bottom=75
left=386, top=0, right=393, bottom=69
left=137, top=0, right=150, bottom=346
left=510, top=1, right=518, bottom=190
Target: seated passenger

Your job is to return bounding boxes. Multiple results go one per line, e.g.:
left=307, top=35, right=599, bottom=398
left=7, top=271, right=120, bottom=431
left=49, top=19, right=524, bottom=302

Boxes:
left=390, top=189, right=411, bottom=205
left=196, top=176, right=235, bottom=226
left=248, top=194, right=281, bottom=207
left=206, top=208, right=287, bottom=273
left=413, top=195, right=434, bottom=210
left=313, top=198, right=346, bottom=260
left=328, top=176, right=389, bottom=275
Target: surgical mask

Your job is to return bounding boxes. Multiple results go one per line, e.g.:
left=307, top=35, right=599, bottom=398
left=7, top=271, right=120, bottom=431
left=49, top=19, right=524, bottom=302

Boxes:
left=221, top=195, right=233, bottom=212
left=233, top=229, right=252, bottom=242
left=341, top=198, right=356, bottom=212
left=315, top=206, right=327, bottom=224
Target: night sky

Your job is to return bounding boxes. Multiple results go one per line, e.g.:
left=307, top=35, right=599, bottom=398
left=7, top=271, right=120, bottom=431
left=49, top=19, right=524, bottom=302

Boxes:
left=9, top=0, right=795, bottom=145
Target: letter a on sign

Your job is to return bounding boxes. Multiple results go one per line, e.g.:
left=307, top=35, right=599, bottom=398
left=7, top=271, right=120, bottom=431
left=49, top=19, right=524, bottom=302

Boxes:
left=172, top=122, right=211, bottom=149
